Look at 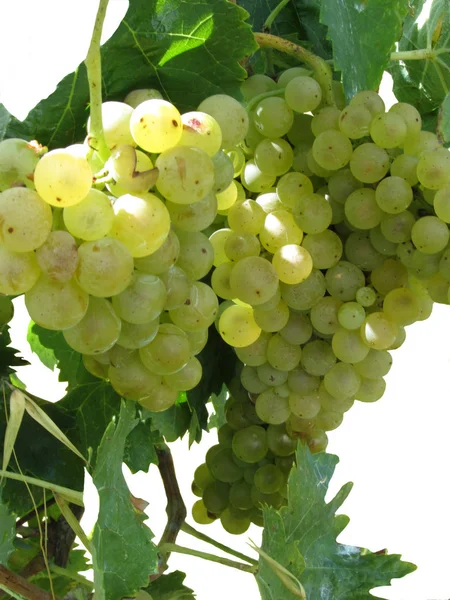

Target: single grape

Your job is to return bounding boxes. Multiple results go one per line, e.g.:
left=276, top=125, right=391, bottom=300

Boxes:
left=220, top=508, right=251, bottom=535
left=169, top=281, right=218, bottom=331
left=331, top=327, right=370, bottom=363
left=278, top=67, right=312, bottom=87
left=124, top=88, right=163, bottom=108
left=230, top=256, right=279, bottom=306
left=380, top=210, right=415, bottom=244
left=112, top=273, right=166, bottom=324
left=389, top=102, right=421, bottom=137
left=139, top=322, right=190, bottom=375
left=235, top=331, right=271, bottom=367
left=202, top=481, right=230, bottom=514
left=293, top=193, right=332, bottom=234
left=383, top=288, right=420, bottom=326
left=356, top=377, right=386, bottom=403
left=254, top=138, right=293, bottom=176
left=134, top=230, right=180, bottom=275
left=301, top=230, right=343, bottom=269
left=338, top=105, right=371, bottom=139
left=241, top=159, right=276, bottom=193
left=260, top=210, right=303, bottom=253
left=0, top=138, right=40, bottom=191
left=227, top=199, right=265, bottom=236
left=177, top=111, right=222, bottom=156
left=229, top=480, right=254, bottom=510
left=349, top=90, right=385, bottom=115
left=370, top=112, right=407, bottom=148
left=371, top=258, right=407, bottom=295
left=390, top=153, right=419, bottom=186
left=267, top=334, right=302, bottom=372
left=411, top=216, right=449, bottom=254
left=349, top=143, right=390, bottom=184
left=289, top=392, right=321, bottom=419
left=159, top=266, right=190, bottom=311
left=176, top=230, right=214, bottom=281
left=224, top=232, right=260, bottom=262
left=312, top=130, right=353, bottom=171
left=276, top=172, right=313, bottom=208
left=232, top=425, right=268, bottom=463
left=301, top=340, right=336, bottom=376
left=324, top=363, right=361, bottom=401
left=280, top=269, right=326, bottom=311
left=257, top=362, right=289, bottom=387
left=311, top=106, right=341, bottom=136
left=219, top=304, right=261, bottom=348
left=325, top=261, right=365, bottom=301
left=337, top=302, right=366, bottom=330
left=417, top=148, right=450, bottom=189
left=198, top=94, right=249, bottom=147
left=328, top=168, right=363, bottom=204
left=255, top=389, right=290, bottom=425
left=241, top=74, right=277, bottom=100
left=375, top=176, right=413, bottom=214
left=0, top=247, right=41, bottom=295
left=360, top=312, right=398, bottom=350
left=345, top=188, right=383, bottom=230
left=253, top=299, right=290, bottom=333
left=310, top=296, right=342, bottom=335
left=344, top=232, right=384, bottom=271
left=117, top=319, right=159, bottom=350
left=129, top=99, right=181, bottom=152
left=63, top=188, right=114, bottom=241
left=285, top=76, right=322, bottom=113
left=272, top=244, right=313, bottom=284
left=253, top=97, right=294, bottom=138
left=89, top=101, right=135, bottom=149
left=105, top=145, right=157, bottom=195
left=254, top=464, right=283, bottom=494
left=192, top=500, right=216, bottom=525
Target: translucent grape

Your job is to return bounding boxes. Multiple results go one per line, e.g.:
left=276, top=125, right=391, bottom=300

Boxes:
left=224, top=232, right=260, bottom=262
left=311, top=107, right=341, bottom=136
left=220, top=508, right=250, bottom=535
left=267, top=424, right=296, bottom=456
left=272, top=244, right=313, bottom=284
left=253, top=299, right=290, bottom=333
left=331, top=328, right=369, bottom=363
left=349, top=90, right=385, bottom=115
left=134, top=230, right=180, bottom=275
left=241, top=74, right=277, bottom=100
left=310, top=296, right=342, bottom=335
left=306, top=149, right=334, bottom=178
left=138, top=378, right=179, bottom=412
left=254, top=464, right=283, bottom=494
left=276, top=172, right=313, bottom=208
left=203, top=480, right=230, bottom=513
left=198, top=94, right=249, bottom=147
left=353, top=348, right=392, bottom=379
left=232, top=426, right=268, bottom=463
left=289, top=392, right=321, bottom=419
left=212, top=150, right=234, bottom=194
left=360, top=312, right=398, bottom=350
left=315, top=410, right=344, bottom=432
left=371, top=258, right=407, bottom=295
left=374, top=176, right=413, bottom=215
left=129, top=99, right=181, bottom=152
left=216, top=181, right=238, bottom=211
left=226, top=147, right=246, bottom=178
left=255, top=389, right=290, bottom=425
left=0, top=138, right=40, bottom=191
left=369, top=113, right=407, bottom=148
left=227, top=200, right=265, bottom=236
left=0, top=297, right=14, bottom=325
left=105, top=145, right=157, bottom=196
left=124, top=88, right=163, bottom=108
left=230, top=256, right=279, bottom=306
left=260, top=210, right=303, bottom=253
left=328, top=169, right=363, bottom=204
left=139, top=322, right=190, bottom=375
left=285, top=76, right=322, bottom=113
left=345, top=188, right=383, bottom=230
left=253, top=97, right=294, bottom=138
left=389, top=102, right=421, bottom=137
left=301, top=230, right=343, bottom=269
left=301, top=340, right=336, bottom=376
left=417, top=148, right=450, bottom=189
left=267, top=333, right=302, bottom=371
left=167, top=192, right=217, bottom=233
left=293, top=193, right=332, bottom=234
left=380, top=210, right=415, bottom=244
left=63, top=188, right=114, bottom=241
left=277, top=67, right=312, bottom=87
left=176, top=230, right=214, bottom=281
left=108, top=351, right=164, bottom=402
left=325, top=261, right=365, bottom=301
left=254, top=138, right=293, bottom=177
left=235, top=331, right=271, bottom=367
left=324, top=363, right=361, bottom=401
left=383, top=288, right=420, bottom=326
left=89, top=101, right=135, bottom=149
left=211, top=262, right=234, bottom=300
left=241, top=160, right=276, bottom=193
left=159, top=266, right=190, bottom=310
left=256, top=192, right=285, bottom=214
left=280, top=269, right=326, bottom=310
left=403, top=131, right=440, bottom=157
left=411, top=216, right=449, bottom=254
left=344, top=232, right=384, bottom=270
left=177, top=111, right=222, bottom=156
left=0, top=247, right=41, bottom=295
left=112, top=272, right=166, bottom=324
left=186, top=328, right=209, bottom=356
left=356, top=377, right=386, bottom=403
left=170, top=281, right=218, bottom=331
left=390, top=153, right=419, bottom=186
left=117, top=319, right=159, bottom=350
left=338, top=105, right=371, bottom=139
left=219, top=304, right=261, bottom=348
left=337, top=302, right=366, bottom=330
left=433, top=184, right=450, bottom=223
left=208, top=448, right=242, bottom=483
left=257, top=362, right=288, bottom=387
left=349, top=143, right=390, bottom=184
left=241, top=365, right=269, bottom=394
left=312, top=130, right=353, bottom=171
left=192, top=500, right=216, bottom=525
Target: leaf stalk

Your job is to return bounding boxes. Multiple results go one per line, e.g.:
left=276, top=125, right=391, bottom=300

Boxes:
left=158, top=543, right=258, bottom=574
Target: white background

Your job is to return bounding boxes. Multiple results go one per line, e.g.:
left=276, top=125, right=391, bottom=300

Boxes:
left=1, top=1, right=450, bottom=599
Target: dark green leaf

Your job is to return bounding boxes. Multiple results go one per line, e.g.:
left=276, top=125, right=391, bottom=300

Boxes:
left=92, top=401, right=158, bottom=600
left=257, top=443, right=416, bottom=600
left=0, top=325, right=28, bottom=379
left=144, top=571, right=195, bottom=600
left=1, top=0, right=257, bottom=149
left=124, top=420, right=159, bottom=474
left=389, top=0, right=450, bottom=112
left=208, top=384, right=228, bottom=431
left=438, top=91, right=450, bottom=141
left=321, top=0, right=409, bottom=100
left=148, top=403, right=191, bottom=443
left=0, top=501, right=15, bottom=566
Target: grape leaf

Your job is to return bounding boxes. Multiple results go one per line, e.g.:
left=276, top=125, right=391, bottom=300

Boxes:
left=438, top=91, right=450, bottom=141
left=0, top=325, right=28, bottom=379
left=257, top=443, right=416, bottom=600
left=92, top=401, right=158, bottom=600
left=389, top=0, right=450, bottom=113
left=320, top=0, right=409, bottom=100
left=144, top=571, right=195, bottom=600
left=207, top=384, right=228, bottom=431
left=124, top=421, right=159, bottom=474
left=148, top=403, right=191, bottom=443
left=1, top=0, right=257, bottom=149
left=0, top=501, right=15, bottom=565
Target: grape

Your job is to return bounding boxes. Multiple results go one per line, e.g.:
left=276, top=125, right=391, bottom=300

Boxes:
left=344, top=232, right=384, bottom=271
left=63, top=188, right=114, bottom=241
left=176, top=230, right=214, bottom=281
left=337, top=302, right=366, bottom=330
left=360, top=312, right=398, bottom=350
left=235, top=331, right=270, bottom=367
left=287, top=113, right=314, bottom=146
left=390, top=154, right=419, bottom=186
left=324, top=363, right=361, bottom=401
left=311, top=107, right=341, bottom=136
left=338, top=105, right=371, bottom=139
left=230, top=256, right=279, bottom=306
left=198, top=94, right=249, bottom=147
left=293, top=193, right=332, bottom=234
left=0, top=138, right=40, bottom=191
left=225, top=232, right=260, bottom=262
left=177, top=111, right=222, bottom=156
left=159, top=266, right=190, bottom=310
left=256, top=192, right=285, bottom=214
left=216, top=181, right=238, bottom=211
left=318, top=383, right=354, bottom=413
left=267, top=334, right=302, bottom=371
left=167, top=192, right=217, bottom=233
left=278, top=67, right=312, bottom=87
left=83, top=354, right=109, bottom=379
left=34, top=148, right=92, bottom=207
left=232, top=425, right=268, bottom=463
left=349, top=90, right=385, bottom=115
left=289, top=392, right=321, bottom=419
left=109, top=351, right=164, bottom=403
left=276, top=172, right=313, bottom=208
left=254, top=138, right=293, bottom=176
left=0, top=247, right=41, bottom=295
left=260, top=210, right=303, bottom=253
left=307, top=429, right=329, bottom=453
left=139, top=322, right=190, bottom=375
left=266, top=425, right=296, bottom=457
left=310, top=296, right=342, bottom=335
left=134, top=230, right=180, bottom=275
left=433, top=184, right=450, bottom=223
left=105, top=145, right=157, bottom=195
left=272, top=244, right=313, bottom=284
left=117, top=319, right=159, bottom=350
left=328, top=169, right=363, bottom=206
left=208, top=448, right=243, bottom=483
left=312, top=130, right=353, bottom=171
left=241, top=365, right=269, bottom=394
left=88, top=101, right=135, bottom=149
left=241, top=160, right=276, bottom=193
left=302, top=230, right=343, bottom=270
left=129, top=99, right=181, bottom=152
left=417, top=148, right=450, bottom=189
left=0, top=297, right=14, bottom=325
left=291, top=143, right=313, bottom=176
left=315, top=409, right=344, bottom=431
left=186, top=328, right=209, bottom=356
left=34, top=231, right=77, bottom=283
left=63, top=297, right=121, bottom=355
left=356, top=286, right=376, bottom=307
left=253, top=97, right=294, bottom=138
left=76, top=238, right=134, bottom=297
left=409, top=249, right=442, bottom=279
left=251, top=485, right=282, bottom=509
left=194, top=464, right=215, bottom=492
left=411, top=216, right=449, bottom=254
left=369, top=112, right=407, bottom=148
left=349, top=143, right=390, bottom=184
left=170, top=281, right=218, bottom=331
left=345, top=188, right=383, bottom=230
left=25, top=277, right=89, bottom=331
left=389, top=102, right=421, bottom=137
left=427, top=273, right=449, bottom=303
left=383, top=288, right=420, bottom=326
left=306, top=150, right=334, bottom=178
left=332, top=328, right=370, bottom=363
left=369, top=226, right=398, bottom=256
left=255, top=389, right=290, bottom=425
left=218, top=304, right=261, bottom=348
left=371, top=259, right=407, bottom=295
left=203, top=480, right=230, bottom=513
left=288, top=367, right=320, bottom=395
left=112, top=273, right=166, bottom=324
left=229, top=481, right=254, bottom=510
left=192, top=500, right=216, bottom=525
left=124, top=88, right=163, bottom=108
left=353, top=349, right=392, bottom=379
left=212, top=150, right=235, bottom=194
left=280, top=269, right=326, bottom=311
left=241, top=74, right=277, bottom=100
left=211, top=262, right=234, bottom=300
left=325, top=261, right=365, bottom=302
left=374, top=176, right=413, bottom=215
left=254, top=464, right=283, bottom=494
left=220, top=508, right=250, bottom=535
left=380, top=210, right=415, bottom=244
left=226, top=147, right=246, bottom=178
left=257, top=362, right=288, bottom=387
left=285, top=76, right=322, bottom=113
left=403, top=130, right=440, bottom=157
left=253, top=299, right=290, bottom=333
left=356, top=377, right=386, bottom=402
left=301, top=340, right=336, bottom=376
left=227, top=200, right=265, bottom=236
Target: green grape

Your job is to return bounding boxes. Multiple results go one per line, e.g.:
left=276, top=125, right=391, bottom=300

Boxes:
left=170, top=281, right=218, bottom=331
left=241, top=159, right=276, bottom=193
left=272, top=244, right=313, bottom=285
left=337, top=302, right=366, bottom=330
left=220, top=508, right=251, bottom=535
left=331, top=328, right=370, bottom=363
left=285, top=76, right=322, bottom=113
left=255, top=389, right=290, bottom=425
left=235, top=331, right=271, bottom=367
left=176, top=230, right=214, bottom=281
left=177, top=111, right=222, bottom=156
left=218, top=304, right=261, bottom=347
left=409, top=249, right=442, bottom=279
left=0, top=138, right=40, bottom=191
left=254, top=464, right=283, bottom=494
left=226, top=147, right=245, bottom=178
left=139, top=322, right=190, bottom=375
left=228, top=200, right=265, bottom=236
left=318, top=382, right=354, bottom=413
left=291, top=143, right=313, bottom=176
left=253, top=97, right=294, bottom=138
left=63, top=188, right=113, bottom=241
left=35, top=231, right=78, bottom=283
left=353, top=349, right=392, bottom=379
left=0, top=247, right=41, bottom=295
left=276, top=172, right=313, bottom=209
left=307, top=429, right=329, bottom=453
left=344, top=232, right=384, bottom=271
left=310, top=296, right=342, bottom=335
left=134, top=230, right=180, bottom=275
left=226, top=401, right=252, bottom=430
left=203, top=481, right=230, bottom=514
left=325, top=261, right=365, bottom=302
left=155, top=146, right=214, bottom=204
left=257, top=362, right=289, bottom=387
left=301, top=340, right=336, bottom=376
left=389, top=102, right=421, bottom=136
left=256, top=192, right=285, bottom=214
left=129, top=99, right=181, bottom=152
left=212, top=150, right=234, bottom=194
left=324, top=363, right=361, bottom=401
left=245, top=119, right=266, bottom=152
left=286, top=413, right=316, bottom=435
left=345, top=188, right=383, bottom=230
left=230, top=256, right=279, bottom=306
left=403, top=130, right=440, bottom=157
left=211, top=262, right=234, bottom=300
left=192, top=500, right=216, bottom=525
left=356, top=377, right=386, bottom=402
left=229, top=480, right=254, bottom=510
left=312, top=130, right=353, bottom=171
left=427, top=272, right=449, bottom=303
left=396, top=241, right=415, bottom=268
left=75, top=238, right=133, bottom=297
left=0, top=188, right=52, bottom=252
left=34, top=148, right=92, bottom=207
left=349, top=90, right=385, bottom=115
left=409, top=277, right=433, bottom=320
left=63, top=297, right=120, bottom=355
left=241, top=74, right=277, bottom=100
left=253, top=299, right=290, bottom=333
left=278, top=67, right=312, bottom=87
left=198, top=94, right=249, bottom=147
left=356, top=286, right=377, bottom=307
left=159, top=265, right=190, bottom=310
left=241, top=365, right=269, bottom=394
left=25, top=277, right=89, bottom=331
left=83, top=354, right=109, bottom=379
left=288, top=367, right=320, bottom=395
left=369, top=225, right=398, bottom=256
left=328, top=168, right=363, bottom=204
left=417, top=148, right=450, bottom=189
left=266, top=334, right=302, bottom=371
left=383, top=288, right=420, bottom=325
left=260, top=210, right=303, bottom=253
left=360, top=312, right=398, bottom=350
left=289, top=391, right=321, bottom=419
left=369, top=112, right=407, bottom=148
left=287, top=113, right=314, bottom=146
left=311, top=106, right=341, bottom=136
left=218, top=425, right=235, bottom=448
left=88, top=101, right=134, bottom=149
left=338, top=104, right=371, bottom=139
left=374, top=176, right=413, bottom=215
left=380, top=210, right=415, bottom=244
left=112, top=273, right=166, bottom=324
left=251, top=485, right=282, bottom=509
left=315, top=409, right=344, bottom=431
left=349, top=143, right=390, bottom=184
left=302, top=230, right=343, bottom=270
left=390, top=153, right=419, bottom=186
left=411, top=216, right=449, bottom=254
left=208, top=448, right=243, bottom=483
left=440, top=248, right=450, bottom=279
left=0, top=296, right=14, bottom=325
left=266, top=424, right=296, bottom=456
left=216, top=181, right=238, bottom=211
left=280, top=269, right=326, bottom=311
left=306, top=149, right=334, bottom=178
left=117, top=318, right=159, bottom=350
left=255, top=287, right=281, bottom=312
left=293, top=193, right=332, bottom=234
left=224, top=232, right=260, bottom=262
left=254, top=138, right=293, bottom=176
left=124, top=88, right=163, bottom=107
left=433, top=184, right=450, bottom=223
left=166, top=192, right=217, bottom=233
left=371, top=258, right=407, bottom=295
left=209, top=228, right=233, bottom=266
left=232, top=426, right=268, bottom=463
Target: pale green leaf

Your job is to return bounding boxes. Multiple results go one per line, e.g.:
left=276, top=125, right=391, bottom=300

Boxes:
left=2, top=389, right=25, bottom=472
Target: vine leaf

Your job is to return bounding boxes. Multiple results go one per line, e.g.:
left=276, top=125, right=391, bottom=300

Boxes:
left=257, top=443, right=416, bottom=600
left=389, top=0, right=450, bottom=113
left=143, top=570, right=195, bottom=599
left=0, top=501, right=15, bottom=566
left=91, top=401, right=158, bottom=600
left=0, top=0, right=257, bottom=149
left=320, top=0, right=409, bottom=100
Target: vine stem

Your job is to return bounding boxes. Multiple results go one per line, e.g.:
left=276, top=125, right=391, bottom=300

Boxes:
left=0, top=565, right=58, bottom=600
left=254, top=32, right=335, bottom=106
left=85, top=0, right=111, bottom=163
left=181, top=522, right=258, bottom=566
left=390, top=48, right=436, bottom=61
left=264, top=0, right=292, bottom=32
left=158, top=543, right=258, bottom=574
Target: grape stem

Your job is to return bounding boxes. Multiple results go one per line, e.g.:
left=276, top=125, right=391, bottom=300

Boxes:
left=246, top=88, right=286, bottom=113
left=85, top=0, right=111, bottom=163
left=0, top=565, right=58, bottom=600
left=254, top=32, right=335, bottom=106
left=181, top=522, right=258, bottom=566
left=390, top=48, right=437, bottom=61
left=264, top=0, right=292, bottom=32
left=158, top=543, right=258, bottom=574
